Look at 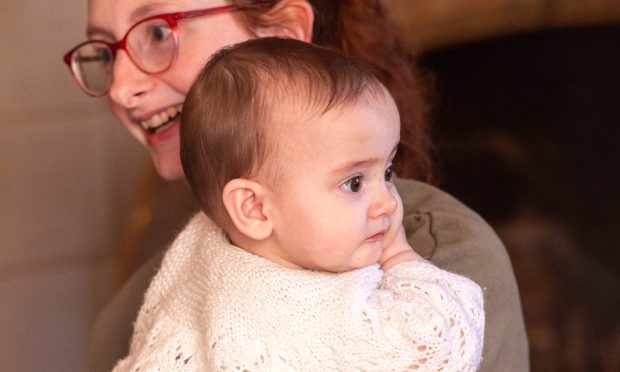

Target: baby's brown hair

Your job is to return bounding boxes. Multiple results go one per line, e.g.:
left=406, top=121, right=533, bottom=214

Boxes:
left=181, top=37, right=388, bottom=226
left=231, top=0, right=435, bottom=182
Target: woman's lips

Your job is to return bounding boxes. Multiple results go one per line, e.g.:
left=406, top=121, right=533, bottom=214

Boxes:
left=137, top=104, right=183, bottom=147
left=140, top=104, right=183, bottom=131
left=145, top=115, right=180, bottom=147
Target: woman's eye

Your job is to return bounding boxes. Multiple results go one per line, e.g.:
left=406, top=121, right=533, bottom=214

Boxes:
left=150, top=25, right=172, bottom=42
left=97, top=47, right=113, bottom=63
left=342, top=176, right=362, bottom=193
left=385, top=165, right=394, bottom=182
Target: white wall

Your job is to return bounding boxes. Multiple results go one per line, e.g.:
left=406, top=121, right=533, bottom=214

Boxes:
left=0, top=1, right=149, bottom=371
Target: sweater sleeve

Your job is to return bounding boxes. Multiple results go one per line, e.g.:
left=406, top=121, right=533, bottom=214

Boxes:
left=365, top=260, right=484, bottom=371
left=395, top=177, right=528, bottom=371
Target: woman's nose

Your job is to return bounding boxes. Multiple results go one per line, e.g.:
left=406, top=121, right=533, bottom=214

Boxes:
left=108, top=52, right=152, bottom=108
left=368, top=184, right=398, bottom=219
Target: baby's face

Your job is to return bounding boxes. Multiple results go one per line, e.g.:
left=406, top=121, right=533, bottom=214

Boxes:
left=267, top=92, right=404, bottom=272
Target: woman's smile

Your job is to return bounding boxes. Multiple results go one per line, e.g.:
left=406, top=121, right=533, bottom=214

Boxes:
left=139, top=104, right=183, bottom=133
left=143, top=113, right=181, bottom=147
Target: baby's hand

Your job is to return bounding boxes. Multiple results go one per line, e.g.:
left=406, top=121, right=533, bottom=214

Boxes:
left=379, top=225, right=422, bottom=271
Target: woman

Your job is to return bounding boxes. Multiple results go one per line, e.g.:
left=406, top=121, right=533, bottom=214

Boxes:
left=64, top=0, right=528, bottom=370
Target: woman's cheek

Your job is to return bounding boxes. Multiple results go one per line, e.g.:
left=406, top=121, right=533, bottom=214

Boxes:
left=108, top=101, right=148, bottom=146
left=170, top=18, right=255, bottom=95
left=168, top=40, right=222, bottom=95
left=164, top=67, right=196, bottom=96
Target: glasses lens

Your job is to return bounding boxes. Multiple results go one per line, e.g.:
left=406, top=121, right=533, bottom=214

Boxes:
left=71, top=42, right=113, bottom=96
left=127, top=18, right=176, bottom=73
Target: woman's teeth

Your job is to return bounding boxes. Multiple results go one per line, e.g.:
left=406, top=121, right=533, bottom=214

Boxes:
left=140, top=104, right=183, bottom=132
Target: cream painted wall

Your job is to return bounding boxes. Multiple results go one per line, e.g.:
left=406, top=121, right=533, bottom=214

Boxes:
left=0, top=1, right=149, bottom=371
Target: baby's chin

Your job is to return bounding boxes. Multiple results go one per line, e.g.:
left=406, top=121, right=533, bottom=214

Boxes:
left=336, top=252, right=383, bottom=273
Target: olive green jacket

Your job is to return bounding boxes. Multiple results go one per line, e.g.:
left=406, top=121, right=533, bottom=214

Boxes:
left=89, top=179, right=529, bottom=371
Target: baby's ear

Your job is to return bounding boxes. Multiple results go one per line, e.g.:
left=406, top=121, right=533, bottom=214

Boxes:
left=222, top=179, right=273, bottom=240
left=253, top=0, right=314, bottom=42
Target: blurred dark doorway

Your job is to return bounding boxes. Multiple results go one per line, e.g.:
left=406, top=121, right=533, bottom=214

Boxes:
left=421, top=24, right=620, bottom=371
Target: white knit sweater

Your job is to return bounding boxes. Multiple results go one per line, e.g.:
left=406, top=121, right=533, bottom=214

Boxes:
left=114, top=213, right=484, bottom=371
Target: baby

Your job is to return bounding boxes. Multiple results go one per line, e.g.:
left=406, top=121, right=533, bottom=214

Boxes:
left=114, top=37, right=484, bottom=371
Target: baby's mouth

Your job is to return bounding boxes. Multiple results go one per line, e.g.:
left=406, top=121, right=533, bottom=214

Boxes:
left=367, top=231, right=385, bottom=241
left=140, top=104, right=183, bottom=133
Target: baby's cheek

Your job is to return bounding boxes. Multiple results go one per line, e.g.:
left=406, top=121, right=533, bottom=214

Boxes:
left=392, top=194, right=404, bottom=226
left=385, top=211, right=406, bottom=251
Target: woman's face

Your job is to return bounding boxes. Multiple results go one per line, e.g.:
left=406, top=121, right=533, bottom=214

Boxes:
left=87, top=0, right=255, bottom=179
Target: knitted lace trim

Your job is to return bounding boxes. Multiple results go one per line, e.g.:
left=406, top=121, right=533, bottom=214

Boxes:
left=114, top=213, right=484, bottom=371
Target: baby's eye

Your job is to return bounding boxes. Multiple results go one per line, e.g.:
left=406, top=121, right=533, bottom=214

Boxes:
left=341, top=176, right=362, bottom=193
left=385, top=165, right=394, bottom=182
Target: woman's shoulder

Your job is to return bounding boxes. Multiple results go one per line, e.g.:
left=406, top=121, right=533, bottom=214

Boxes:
left=89, top=213, right=216, bottom=372
left=394, top=177, right=503, bottom=261
left=89, top=248, right=166, bottom=372
left=395, top=177, right=484, bottom=224
left=394, top=176, right=513, bottom=304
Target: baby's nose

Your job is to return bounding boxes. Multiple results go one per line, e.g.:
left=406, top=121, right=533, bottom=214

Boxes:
left=369, top=186, right=398, bottom=219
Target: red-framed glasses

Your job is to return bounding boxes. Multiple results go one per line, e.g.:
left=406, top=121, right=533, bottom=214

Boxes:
left=63, top=5, right=243, bottom=97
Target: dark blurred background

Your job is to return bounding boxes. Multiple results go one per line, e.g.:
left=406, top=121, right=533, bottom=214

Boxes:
left=422, top=24, right=620, bottom=371
left=385, top=1, right=620, bottom=370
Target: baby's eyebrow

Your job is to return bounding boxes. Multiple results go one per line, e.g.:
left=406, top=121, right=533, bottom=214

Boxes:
left=330, top=144, right=398, bottom=176
left=331, top=159, right=377, bottom=176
